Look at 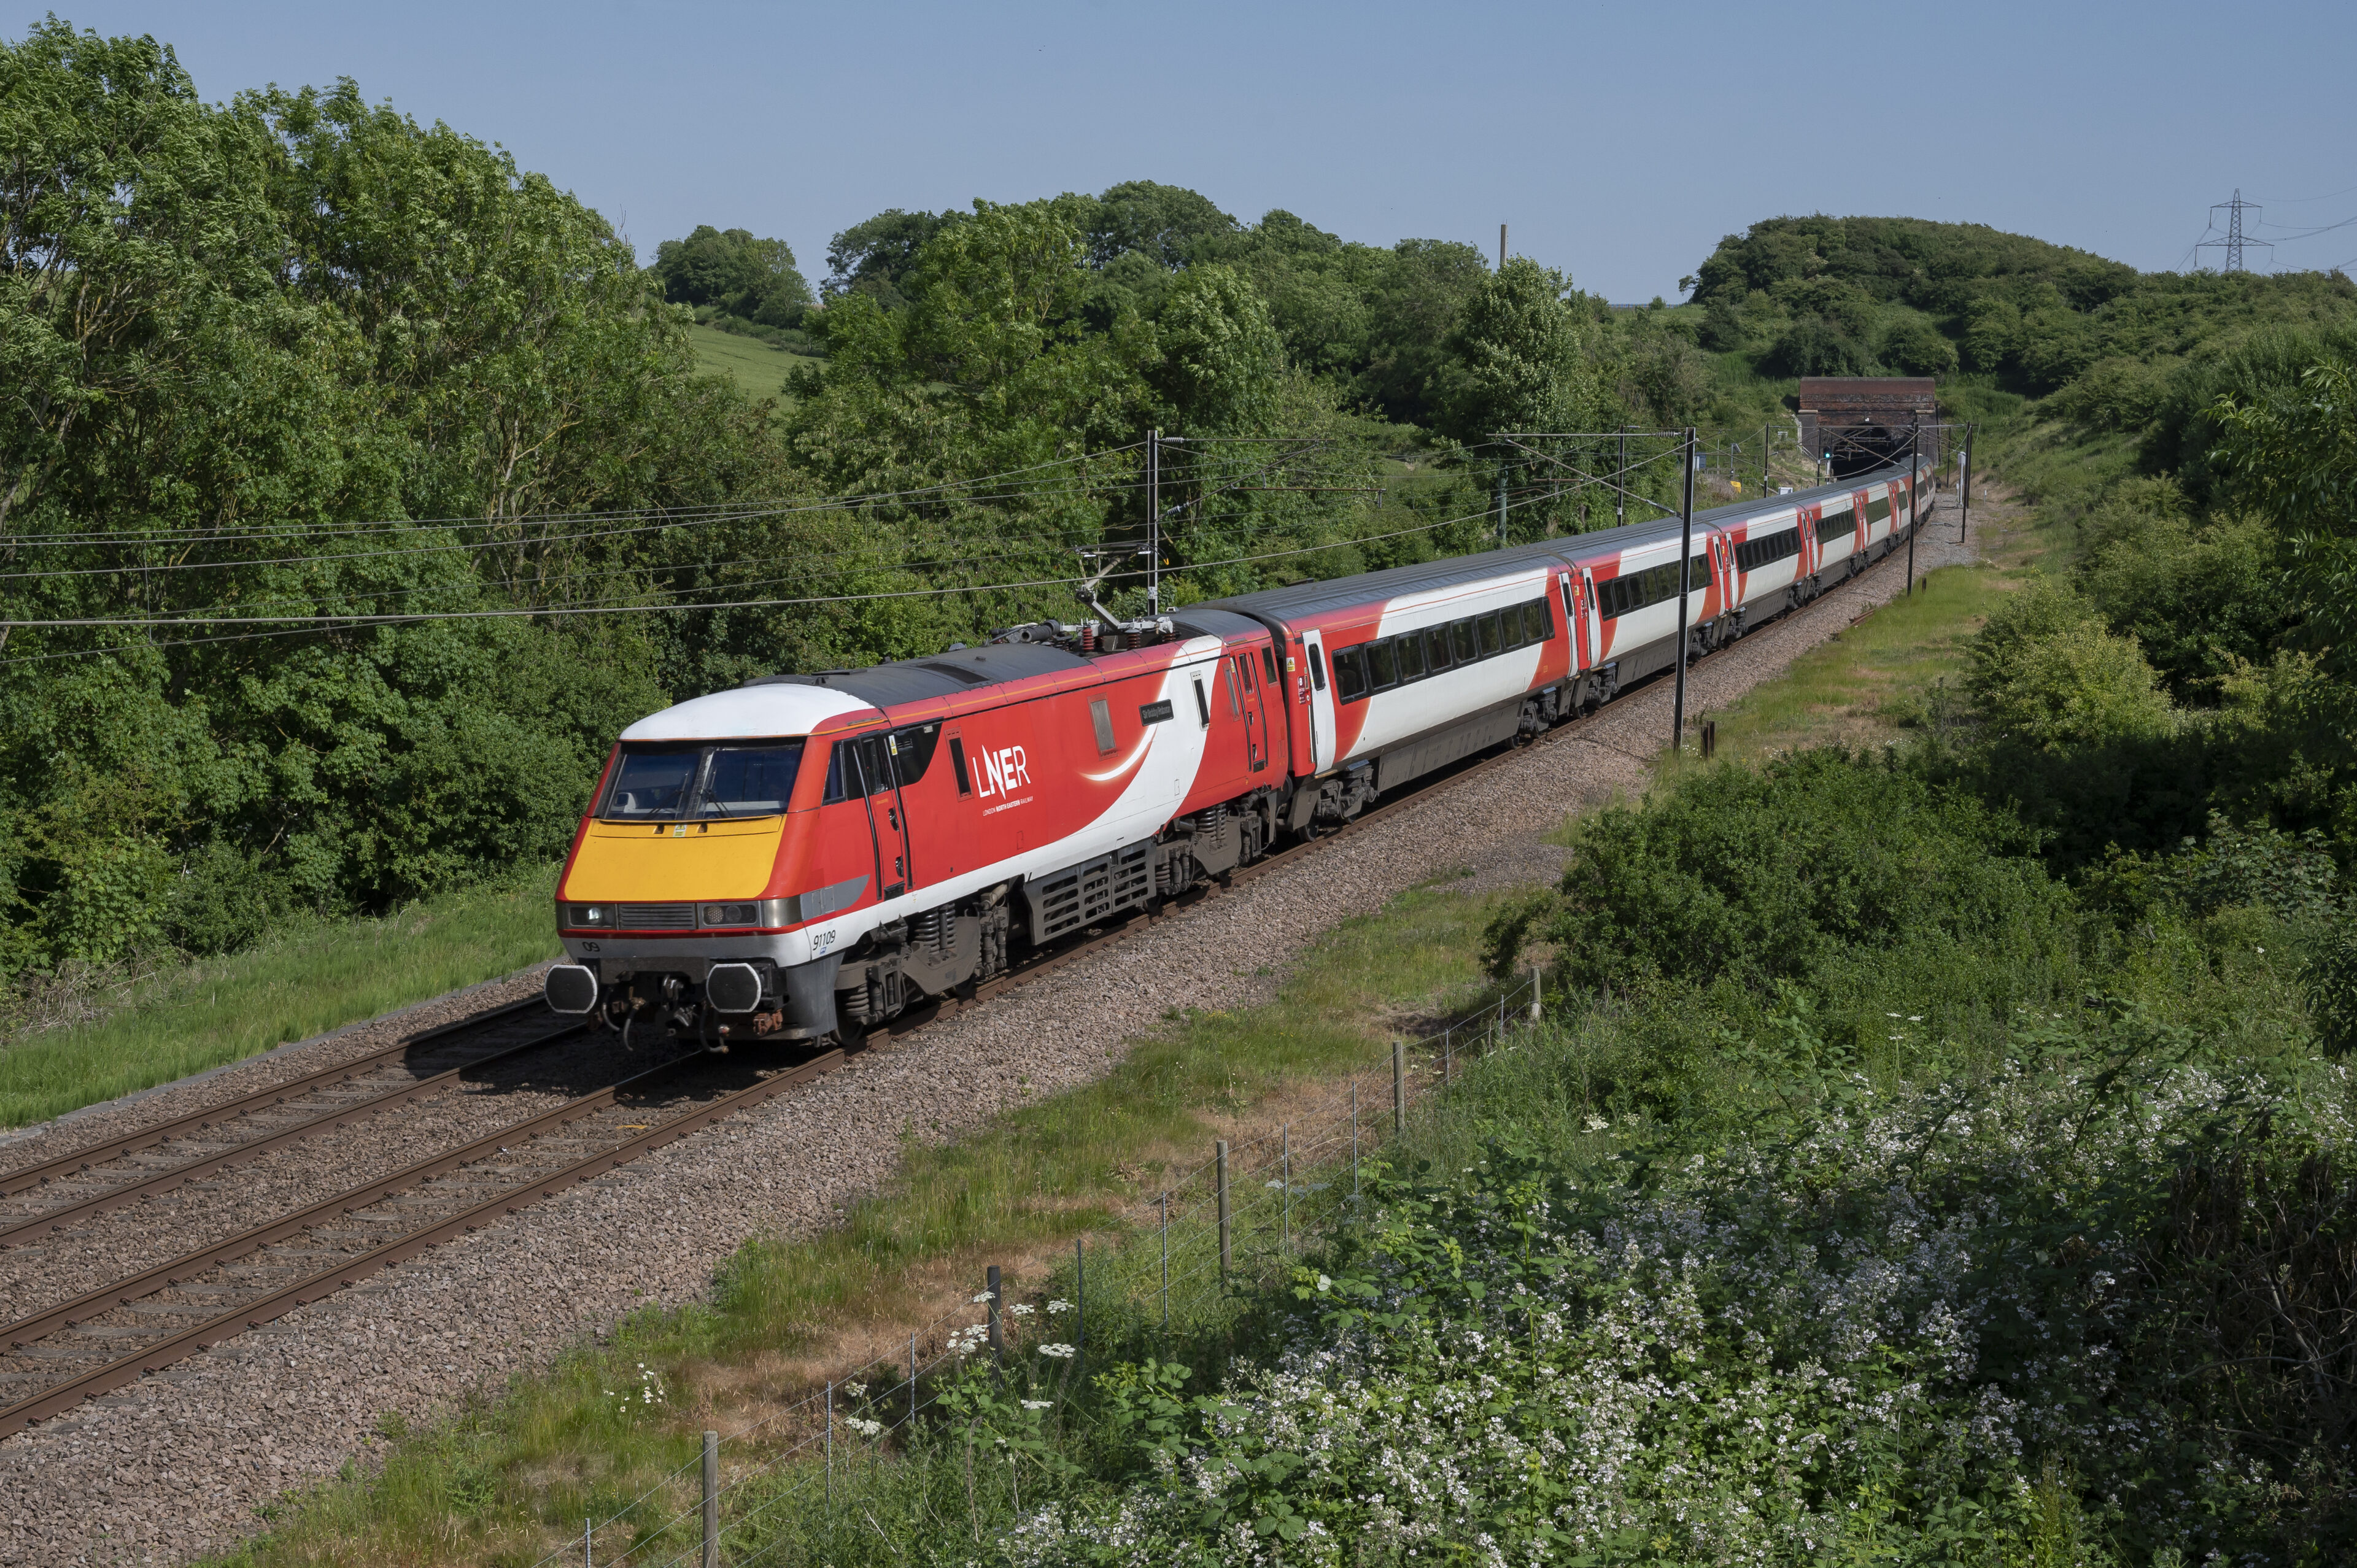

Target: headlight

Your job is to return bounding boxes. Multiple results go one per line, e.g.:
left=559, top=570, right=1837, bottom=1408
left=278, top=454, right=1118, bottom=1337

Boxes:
left=567, top=905, right=611, bottom=927
left=701, top=903, right=758, bottom=927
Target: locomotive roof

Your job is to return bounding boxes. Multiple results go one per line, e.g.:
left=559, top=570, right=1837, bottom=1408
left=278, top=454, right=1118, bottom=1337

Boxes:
left=742, top=640, right=1093, bottom=709
left=1202, top=462, right=1911, bottom=624
left=621, top=681, right=876, bottom=743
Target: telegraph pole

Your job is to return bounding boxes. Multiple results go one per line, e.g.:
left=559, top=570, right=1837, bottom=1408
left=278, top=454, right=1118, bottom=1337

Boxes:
left=1959, top=424, right=1975, bottom=546
left=1147, top=428, right=1161, bottom=615
left=1499, top=223, right=1506, bottom=270
left=1616, top=428, right=1628, bottom=526
left=1671, top=427, right=1696, bottom=752
left=1905, top=412, right=1920, bottom=594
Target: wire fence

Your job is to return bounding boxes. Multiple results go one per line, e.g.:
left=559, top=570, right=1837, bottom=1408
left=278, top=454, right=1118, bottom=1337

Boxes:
left=528, top=968, right=1548, bottom=1567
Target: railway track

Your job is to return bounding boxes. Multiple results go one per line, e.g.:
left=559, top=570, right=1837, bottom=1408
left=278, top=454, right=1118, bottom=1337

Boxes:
left=0, top=515, right=1945, bottom=1435
left=0, top=1001, right=582, bottom=1243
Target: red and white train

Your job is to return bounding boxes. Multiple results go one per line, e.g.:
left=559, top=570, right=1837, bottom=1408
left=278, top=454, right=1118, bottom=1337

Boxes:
left=544, top=463, right=1934, bottom=1039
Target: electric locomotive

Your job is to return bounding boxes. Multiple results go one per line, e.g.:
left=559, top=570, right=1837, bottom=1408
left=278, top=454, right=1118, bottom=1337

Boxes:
left=543, top=462, right=1934, bottom=1042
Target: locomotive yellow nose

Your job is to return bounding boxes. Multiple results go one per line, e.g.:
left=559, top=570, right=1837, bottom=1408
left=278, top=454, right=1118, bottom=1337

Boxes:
left=558, top=816, right=786, bottom=903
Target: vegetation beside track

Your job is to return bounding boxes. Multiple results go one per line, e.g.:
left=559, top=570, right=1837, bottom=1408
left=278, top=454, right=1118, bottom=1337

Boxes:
left=0, top=868, right=557, bottom=1130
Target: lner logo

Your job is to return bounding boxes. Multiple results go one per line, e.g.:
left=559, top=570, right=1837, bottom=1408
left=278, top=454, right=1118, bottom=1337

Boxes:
left=973, top=744, right=1031, bottom=800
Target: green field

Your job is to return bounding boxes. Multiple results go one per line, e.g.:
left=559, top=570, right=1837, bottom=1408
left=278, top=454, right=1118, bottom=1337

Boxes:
left=685, top=322, right=816, bottom=400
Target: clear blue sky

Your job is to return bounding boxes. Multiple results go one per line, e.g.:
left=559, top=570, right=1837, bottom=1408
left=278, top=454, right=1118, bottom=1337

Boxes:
left=26, top=1, right=2357, bottom=301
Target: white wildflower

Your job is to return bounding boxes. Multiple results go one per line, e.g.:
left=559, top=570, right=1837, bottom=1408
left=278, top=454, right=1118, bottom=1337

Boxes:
left=1038, top=1343, right=1077, bottom=1359
left=1022, top=1399, right=1053, bottom=1410
left=1047, top=1299, right=1073, bottom=1315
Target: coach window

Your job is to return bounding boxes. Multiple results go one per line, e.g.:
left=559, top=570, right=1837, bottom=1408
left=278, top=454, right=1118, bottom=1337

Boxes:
left=1451, top=619, right=1477, bottom=662
left=1308, top=645, right=1328, bottom=690
left=1332, top=647, right=1368, bottom=702
left=1366, top=639, right=1399, bottom=689
left=1500, top=608, right=1527, bottom=652
left=1523, top=601, right=1551, bottom=642
left=1402, top=633, right=1430, bottom=681
left=1477, top=612, right=1504, bottom=657
left=1425, top=626, right=1452, bottom=672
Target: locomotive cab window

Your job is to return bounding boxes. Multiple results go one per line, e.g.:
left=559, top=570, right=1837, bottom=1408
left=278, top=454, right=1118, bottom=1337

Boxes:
left=1260, top=646, right=1280, bottom=684
left=888, top=724, right=940, bottom=784
left=606, top=739, right=805, bottom=821
left=699, top=743, right=804, bottom=816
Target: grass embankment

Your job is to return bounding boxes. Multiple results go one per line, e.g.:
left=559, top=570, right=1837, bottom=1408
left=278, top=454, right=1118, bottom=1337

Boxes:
left=1660, top=501, right=2044, bottom=778
left=686, top=323, right=817, bottom=400
left=0, top=868, right=560, bottom=1130
left=208, top=507, right=2032, bottom=1566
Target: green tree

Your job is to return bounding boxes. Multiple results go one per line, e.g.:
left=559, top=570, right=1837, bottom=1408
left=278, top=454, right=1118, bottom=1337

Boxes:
left=822, top=207, right=959, bottom=304
left=1432, top=258, right=1601, bottom=444
left=2212, top=348, right=2357, bottom=663
left=654, top=225, right=813, bottom=325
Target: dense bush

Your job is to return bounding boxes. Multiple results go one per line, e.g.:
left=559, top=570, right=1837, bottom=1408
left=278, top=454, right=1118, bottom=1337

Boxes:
left=1024, top=1053, right=2357, bottom=1566
left=1486, top=748, right=2069, bottom=998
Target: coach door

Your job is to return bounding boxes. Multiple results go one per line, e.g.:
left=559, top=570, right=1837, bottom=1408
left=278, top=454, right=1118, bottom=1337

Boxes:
left=1234, top=649, right=1271, bottom=773
left=1299, top=630, right=1336, bottom=773
left=1561, top=572, right=1592, bottom=672
left=1798, top=503, right=1821, bottom=576
left=1577, top=568, right=1601, bottom=665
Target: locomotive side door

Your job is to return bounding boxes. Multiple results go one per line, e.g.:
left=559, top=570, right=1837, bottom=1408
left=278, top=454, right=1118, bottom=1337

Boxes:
left=851, top=733, right=913, bottom=902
